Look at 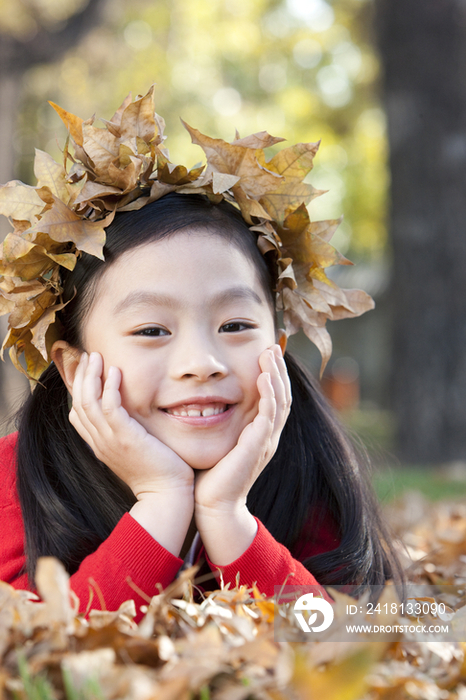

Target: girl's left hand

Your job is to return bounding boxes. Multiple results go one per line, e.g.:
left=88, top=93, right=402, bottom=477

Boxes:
left=194, top=344, right=291, bottom=516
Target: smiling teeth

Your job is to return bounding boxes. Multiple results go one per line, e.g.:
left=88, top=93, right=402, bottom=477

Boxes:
left=167, top=405, right=227, bottom=417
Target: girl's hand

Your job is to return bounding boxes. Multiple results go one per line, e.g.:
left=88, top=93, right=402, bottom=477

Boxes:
left=69, top=352, right=195, bottom=500
left=194, top=344, right=291, bottom=516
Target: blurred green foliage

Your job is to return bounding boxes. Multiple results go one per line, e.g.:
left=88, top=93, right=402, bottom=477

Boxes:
left=2, top=0, right=388, bottom=262
left=373, top=468, right=466, bottom=504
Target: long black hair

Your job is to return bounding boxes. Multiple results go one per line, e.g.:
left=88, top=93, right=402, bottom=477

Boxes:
left=16, top=193, right=402, bottom=587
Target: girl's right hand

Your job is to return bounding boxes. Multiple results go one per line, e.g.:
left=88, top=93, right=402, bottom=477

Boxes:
left=69, top=352, right=195, bottom=500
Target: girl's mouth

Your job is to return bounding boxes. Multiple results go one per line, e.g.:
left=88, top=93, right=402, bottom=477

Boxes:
left=160, top=400, right=235, bottom=426
left=164, top=403, right=229, bottom=417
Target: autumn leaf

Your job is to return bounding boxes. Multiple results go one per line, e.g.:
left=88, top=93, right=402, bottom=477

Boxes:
left=24, top=338, right=50, bottom=381
left=27, top=198, right=113, bottom=259
left=35, top=557, right=73, bottom=627
left=49, top=101, right=84, bottom=146
left=182, top=121, right=282, bottom=201
left=279, top=203, right=311, bottom=246
left=232, top=186, right=273, bottom=223
left=211, top=172, right=241, bottom=194
left=34, top=149, right=70, bottom=205
left=119, top=85, right=157, bottom=144
left=109, top=91, right=132, bottom=127
left=261, top=181, right=325, bottom=225
left=30, top=300, right=68, bottom=360
left=258, top=140, right=321, bottom=181
left=282, top=287, right=333, bottom=374
left=158, top=162, right=192, bottom=185
left=329, top=287, right=376, bottom=319
left=292, top=645, right=385, bottom=700
left=309, top=217, right=343, bottom=243
left=0, top=294, right=15, bottom=317
left=0, top=181, right=45, bottom=223
left=82, top=120, right=120, bottom=182
left=9, top=289, right=56, bottom=330
left=74, top=181, right=122, bottom=207
left=231, top=131, right=286, bottom=149
left=108, top=158, right=141, bottom=193
left=1, top=235, right=56, bottom=280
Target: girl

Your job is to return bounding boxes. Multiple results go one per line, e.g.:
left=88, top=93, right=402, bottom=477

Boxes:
left=0, top=91, right=401, bottom=618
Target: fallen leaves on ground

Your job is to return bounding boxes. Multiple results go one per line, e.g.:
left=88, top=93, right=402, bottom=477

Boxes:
left=2, top=494, right=466, bottom=699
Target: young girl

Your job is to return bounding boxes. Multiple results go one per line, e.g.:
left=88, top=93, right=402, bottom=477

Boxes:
left=0, top=90, right=400, bottom=618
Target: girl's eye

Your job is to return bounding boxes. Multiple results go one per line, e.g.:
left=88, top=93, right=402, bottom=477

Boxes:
left=134, top=327, right=170, bottom=337
left=220, top=322, right=254, bottom=333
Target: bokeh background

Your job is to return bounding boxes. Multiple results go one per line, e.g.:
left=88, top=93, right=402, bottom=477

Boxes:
left=2, top=0, right=466, bottom=498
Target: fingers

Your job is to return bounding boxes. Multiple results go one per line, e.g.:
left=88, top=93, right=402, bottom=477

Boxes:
left=72, top=352, right=104, bottom=436
left=256, top=370, right=276, bottom=426
left=259, top=345, right=292, bottom=429
left=101, top=365, right=122, bottom=414
left=71, top=351, right=117, bottom=439
left=273, top=344, right=292, bottom=411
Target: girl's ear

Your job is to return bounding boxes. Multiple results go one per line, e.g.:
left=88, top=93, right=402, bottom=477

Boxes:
left=277, top=328, right=287, bottom=355
left=51, top=341, right=82, bottom=394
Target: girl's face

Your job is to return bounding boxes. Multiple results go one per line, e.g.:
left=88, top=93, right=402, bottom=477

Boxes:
left=79, top=231, right=278, bottom=470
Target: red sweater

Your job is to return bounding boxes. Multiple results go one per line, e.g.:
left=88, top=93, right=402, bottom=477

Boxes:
left=0, top=432, right=339, bottom=617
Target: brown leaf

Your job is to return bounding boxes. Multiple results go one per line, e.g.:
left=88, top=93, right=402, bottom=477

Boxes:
left=30, top=300, right=68, bottom=360
left=0, top=181, right=45, bottom=223
left=297, top=232, right=352, bottom=269
left=74, top=181, right=122, bottom=207
left=260, top=181, right=324, bottom=225
left=212, top=172, right=241, bottom=194
left=119, top=85, right=157, bottom=144
left=182, top=121, right=282, bottom=201
left=108, top=158, right=140, bottom=193
left=8, top=337, right=31, bottom=378
left=109, top=92, right=132, bottom=126
left=309, top=217, right=343, bottom=243
left=7, top=330, right=51, bottom=381
left=0, top=235, right=56, bottom=280
left=34, top=150, right=70, bottom=205
left=27, top=198, right=113, bottom=259
left=277, top=260, right=297, bottom=290
left=259, top=140, right=320, bottom=181
left=231, top=131, right=286, bottom=149
left=100, top=118, right=121, bottom=138
left=35, top=557, right=72, bottom=623
left=282, top=287, right=332, bottom=375
left=279, top=203, right=311, bottom=246
left=82, top=121, right=119, bottom=182
left=0, top=294, right=15, bottom=317
left=231, top=187, right=273, bottom=223
left=158, top=163, right=191, bottom=186
left=25, top=342, right=52, bottom=380
left=329, top=288, right=376, bottom=320
left=9, top=289, right=56, bottom=331
left=1, top=324, right=24, bottom=357
left=49, top=101, right=84, bottom=146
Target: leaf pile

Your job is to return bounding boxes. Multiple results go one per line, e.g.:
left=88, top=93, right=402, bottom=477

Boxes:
left=0, top=85, right=374, bottom=381
left=2, top=495, right=466, bottom=700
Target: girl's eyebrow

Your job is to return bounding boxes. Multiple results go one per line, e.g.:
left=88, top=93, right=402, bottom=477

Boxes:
left=113, top=286, right=263, bottom=315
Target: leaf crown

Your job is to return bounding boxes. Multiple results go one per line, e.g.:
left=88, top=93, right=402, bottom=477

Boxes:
left=0, top=85, right=374, bottom=382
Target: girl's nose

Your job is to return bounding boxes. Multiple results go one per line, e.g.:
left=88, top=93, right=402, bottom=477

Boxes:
left=169, top=336, right=228, bottom=382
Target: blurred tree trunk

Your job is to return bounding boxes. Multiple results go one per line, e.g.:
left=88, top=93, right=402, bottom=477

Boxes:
left=0, top=0, right=108, bottom=425
left=375, top=0, right=466, bottom=463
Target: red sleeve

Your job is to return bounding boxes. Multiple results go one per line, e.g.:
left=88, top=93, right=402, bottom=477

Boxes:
left=203, top=516, right=333, bottom=598
left=0, top=433, right=183, bottom=620
left=67, top=513, right=183, bottom=616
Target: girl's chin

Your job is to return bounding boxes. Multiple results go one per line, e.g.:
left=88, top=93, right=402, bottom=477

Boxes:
left=177, top=454, right=227, bottom=471
left=172, top=444, right=236, bottom=470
